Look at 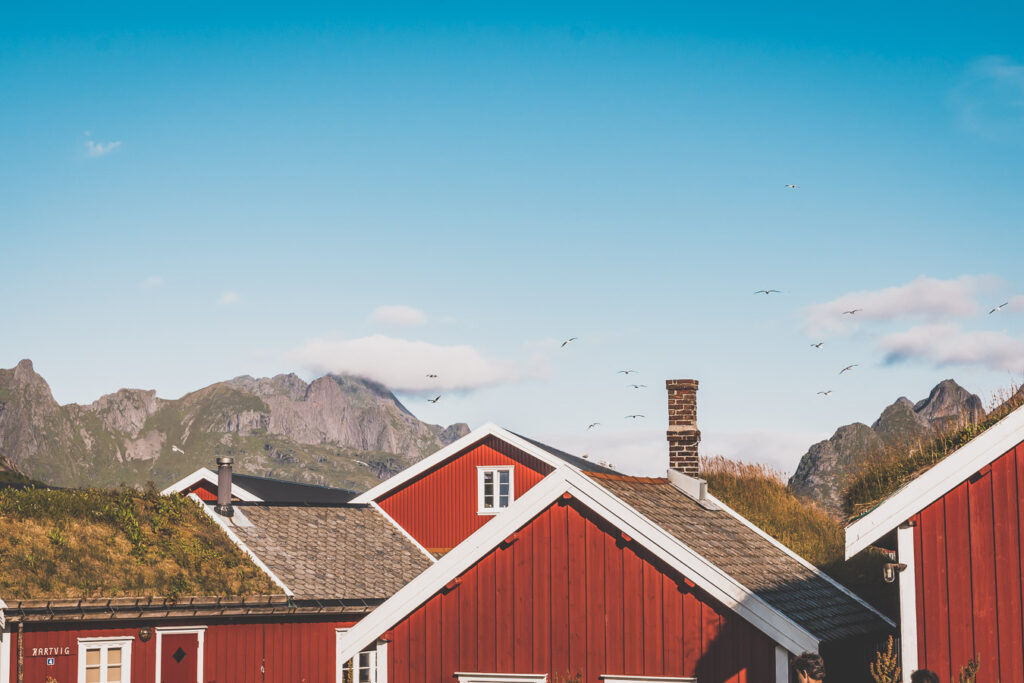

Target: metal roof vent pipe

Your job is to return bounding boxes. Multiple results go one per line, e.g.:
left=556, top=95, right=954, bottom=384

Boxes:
left=215, top=456, right=235, bottom=517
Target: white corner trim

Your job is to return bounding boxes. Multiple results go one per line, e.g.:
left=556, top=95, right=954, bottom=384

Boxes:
left=370, top=501, right=438, bottom=563
left=189, top=493, right=293, bottom=596
left=0, top=598, right=5, bottom=630
left=350, top=423, right=577, bottom=504
left=162, top=468, right=262, bottom=502
left=154, top=626, right=206, bottom=683
left=845, top=404, right=1024, bottom=558
left=774, top=645, right=790, bottom=683
left=705, top=492, right=895, bottom=629
left=337, top=467, right=821, bottom=663
left=455, top=674, right=547, bottom=683
left=0, top=624, right=10, bottom=683
left=897, top=525, right=918, bottom=681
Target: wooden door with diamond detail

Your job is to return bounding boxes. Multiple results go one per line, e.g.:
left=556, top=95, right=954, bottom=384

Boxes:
left=160, top=632, right=199, bottom=683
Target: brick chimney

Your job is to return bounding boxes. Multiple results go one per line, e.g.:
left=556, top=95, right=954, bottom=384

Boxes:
left=215, top=456, right=235, bottom=517
left=666, top=379, right=700, bottom=476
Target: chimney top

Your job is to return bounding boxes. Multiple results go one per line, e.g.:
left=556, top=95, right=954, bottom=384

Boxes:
left=215, top=456, right=234, bottom=517
left=666, top=378, right=700, bottom=476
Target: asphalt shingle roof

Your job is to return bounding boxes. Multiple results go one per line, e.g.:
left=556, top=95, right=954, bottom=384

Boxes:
left=587, top=472, right=890, bottom=643
left=232, top=505, right=432, bottom=600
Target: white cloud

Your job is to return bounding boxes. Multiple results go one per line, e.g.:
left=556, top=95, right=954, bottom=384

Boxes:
left=84, top=140, right=121, bottom=157
left=140, top=275, right=163, bottom=289
left=879, top=323, right=1024, bottom=373
left=1004, top=294, right=1024, bottom=312
left=952, top=56, right=1024, bottom=141
left=218, top=291, right=240, bottom=305
left=370, top=305, right=427, bottom=326
left=286, top=334, right=549, bottom=393
left=803, top=275, right=998, bottom=336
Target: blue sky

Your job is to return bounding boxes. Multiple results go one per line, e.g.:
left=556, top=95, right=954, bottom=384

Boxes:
left=3, top=2, right=1024, bottom=475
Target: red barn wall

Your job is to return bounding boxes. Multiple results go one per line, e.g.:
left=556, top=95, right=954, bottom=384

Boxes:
left=378, top=436, right=552, bottom=552
left=912, top=441, right=1024, bottom=683
left=386, top=497, right=777, bottom=683
left=184, top=480, right=218, bottom=501
left=12, top=617, right=356, bottom=683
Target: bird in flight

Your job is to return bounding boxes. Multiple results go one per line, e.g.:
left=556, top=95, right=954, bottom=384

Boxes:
left=625, top=414, right=646, bottom=420
left=810, top=342, right=824, bottom=349
left=628, top=384, right=647, bottom=389
left=561, top=337, right=578, bottom=347
left=425, top=373, right=438, bottom=378
left=427, top=395, right=441, bottom=403
left=989, top=302, right=1009, bottom=314
left=843, top=309, right=863, bottom=315
left=617, top=369, right=638, bottom=374
left=839, top=364, right=859, bottom=375
left=587, top=423, right=601, bottom=430
left=817, top=390, right=833, bottom=396
left=754, top=289, right=781, bottom=295
left=784, top=184, right=799, bottom=189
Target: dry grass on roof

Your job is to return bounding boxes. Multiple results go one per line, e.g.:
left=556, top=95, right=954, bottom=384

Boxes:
left=701, top=456, right=897, bottom=618
left=0, top=486, right=279, bottom=600
left=843, top=384, right=1024, bottom=519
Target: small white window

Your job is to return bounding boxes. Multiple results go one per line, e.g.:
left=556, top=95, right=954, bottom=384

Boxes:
left=477, top=466, right=514, bottom=514
left=336, top=629, right=387, bottom=683
left=77, top=637, right=132, bottom=683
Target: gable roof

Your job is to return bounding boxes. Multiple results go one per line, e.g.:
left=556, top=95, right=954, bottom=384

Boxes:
left=162, top=468, right=358, bottom=504
left=588, top=472, right=892, bottom=643
left=339, top=466, right=890, bottom=663
left=225, top=504, right=434, bottom=600
left=350, top=423, right=614, bottom=504
left=845, top=403, right=1024, bottom=558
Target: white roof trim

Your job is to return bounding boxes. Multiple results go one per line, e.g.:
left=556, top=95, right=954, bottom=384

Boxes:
left=161, top=468, right=262, bottom=502
left=370, top=501, right=438, bottom=564
left=350, top=423, right=576, bottom=504
left=845, top=403, right=1024, bottom=558
left=704, top=492, right=895, bottom=629
left=338, top=467, right=821, bottom=663
left=188, top=493, right=293, bottom=596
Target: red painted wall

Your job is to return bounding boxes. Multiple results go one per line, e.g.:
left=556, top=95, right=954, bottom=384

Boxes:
left=378, top=436, right=552, bottom=552
left=912, top=441, right=1024, bottom=683
left=184, top=481, right=218, bottom=501
left=386, top=497, right=777, bottom=683
left=12, top=617, right=357, bottom=683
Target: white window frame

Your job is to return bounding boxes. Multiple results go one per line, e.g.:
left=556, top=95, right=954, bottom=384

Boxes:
left=153, top=626, right=206, bottom=683
left=455, top=675, right=547, bottom=683
left=336, top=628, right=387, bottom=683
left=477, top=466, right=515, bottom=515
left=77, top=636, right=133, bottom=683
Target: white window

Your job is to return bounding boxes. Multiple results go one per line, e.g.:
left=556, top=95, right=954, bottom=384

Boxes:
left=477, top=466, right=514, bottom=514
left=455, top=675, right=547, bottom=683
left=336, top=629, right=387, bottom=683
left=77, top=637, right=132, bottom=683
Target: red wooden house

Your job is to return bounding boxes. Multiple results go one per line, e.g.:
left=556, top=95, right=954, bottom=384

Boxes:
left=846, top=404, right=1024, bottom=683
left=2, top=379, right=891, bottom=683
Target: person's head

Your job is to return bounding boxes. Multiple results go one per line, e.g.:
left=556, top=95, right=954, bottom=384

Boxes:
left=910, top=670, right=940, bottom=683
left=791, top=652, right=826, bottom=683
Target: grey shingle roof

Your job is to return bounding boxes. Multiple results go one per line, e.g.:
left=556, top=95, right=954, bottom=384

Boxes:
left=232, top=505, right=432, bottom=600
left=587, top=473, right=890, bottom=643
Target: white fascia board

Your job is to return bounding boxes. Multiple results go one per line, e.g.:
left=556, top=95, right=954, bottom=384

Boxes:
left=161, top=468, right=262, bottom=502
left=845, top=404, right=1024, bottom=558
left=896, top=526, right=918, bottom=680
left=350, top=422, right=573, bottom=504
left=705, top=493, right=895, bottom=629
left=188, top=493, right=293, bottom=596
left=337, top=468, right=820, bottom=663
left=370, top=501, right=438, bottom=564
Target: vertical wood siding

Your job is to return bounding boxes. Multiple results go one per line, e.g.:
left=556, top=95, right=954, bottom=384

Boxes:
left=13, top=617, right=357, bottom=683
left=386, top=498, right=777, bottom=683
left=913, top=441, right=1024, bottom=682
left=184, top=481, right=218, bottom=501
left=378, top=436, right=552, bottom=551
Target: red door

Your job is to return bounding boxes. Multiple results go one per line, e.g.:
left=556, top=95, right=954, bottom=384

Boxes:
left=160, top=632, right=199, bottom=683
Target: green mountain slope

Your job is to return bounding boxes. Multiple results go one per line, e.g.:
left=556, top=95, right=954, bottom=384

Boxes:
left=0, top=359, right=469, bottom=491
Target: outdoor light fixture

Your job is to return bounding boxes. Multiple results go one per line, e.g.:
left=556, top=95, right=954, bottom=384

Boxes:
left=138, top=626, right=152, bottom=642
left=882, top=562, right=907, bottom=583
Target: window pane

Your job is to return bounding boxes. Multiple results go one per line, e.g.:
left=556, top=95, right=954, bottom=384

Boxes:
left=86, top=649, right=101, bottom=667
left=86, top=668, right=101, bottom=683
left=108, top=665, right=122, bottom=682
left=482, top=472, right=494, bottom=507
left=499, top=470, right=510, bottom=486
left=107, top=647, right=122, bottom=665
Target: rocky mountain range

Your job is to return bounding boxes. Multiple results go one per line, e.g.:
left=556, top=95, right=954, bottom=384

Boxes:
left=0, top=359, right=469, bottom=490
left=788, top=379, right=986, bottom=514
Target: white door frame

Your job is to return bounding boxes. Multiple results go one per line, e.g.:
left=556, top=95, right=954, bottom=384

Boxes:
left=154, top=626, right=206, bottom=683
